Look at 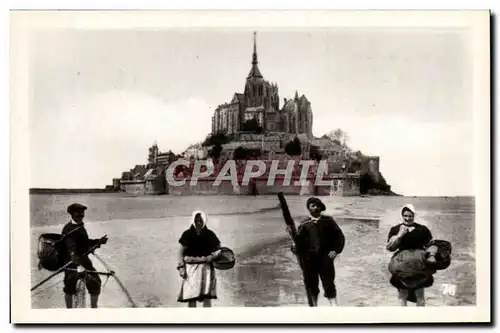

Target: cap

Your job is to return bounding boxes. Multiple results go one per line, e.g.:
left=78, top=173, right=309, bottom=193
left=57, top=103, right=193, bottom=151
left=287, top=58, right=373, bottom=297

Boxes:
left=67, top=203, right=88, bottom=215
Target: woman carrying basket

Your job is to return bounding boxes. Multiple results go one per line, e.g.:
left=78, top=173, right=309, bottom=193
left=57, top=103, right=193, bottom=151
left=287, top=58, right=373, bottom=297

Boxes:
left=177, top=211, right=223, bottom=307
left=386, top=204, right=434, bottom=306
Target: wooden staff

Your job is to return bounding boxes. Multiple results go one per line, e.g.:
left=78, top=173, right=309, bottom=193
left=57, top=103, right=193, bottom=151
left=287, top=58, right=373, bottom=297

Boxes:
left=277, top=192, right=315, bottom=306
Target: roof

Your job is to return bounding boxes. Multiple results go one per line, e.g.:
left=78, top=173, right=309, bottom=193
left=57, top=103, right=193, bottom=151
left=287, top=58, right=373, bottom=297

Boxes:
left=282, top=99, right=295, bottom=111
left=247, top=32, right=263, bottom=79
left=231, top=93, right=245, bottom=104
left=299, top=95, right=310, bottom=108
left=247, top=64, right=263, bottom=79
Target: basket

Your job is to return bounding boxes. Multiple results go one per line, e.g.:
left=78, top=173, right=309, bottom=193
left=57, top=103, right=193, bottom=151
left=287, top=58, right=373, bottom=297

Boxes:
left=424, top=239, right=452, bottom=270
left=37, top=233, right=66, bottom=271
left=213, top=247, right=235, bottom=270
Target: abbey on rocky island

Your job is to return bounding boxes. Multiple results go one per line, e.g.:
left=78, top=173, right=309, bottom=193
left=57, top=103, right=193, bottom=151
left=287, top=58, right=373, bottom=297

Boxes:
left=211, top=32, right=313, bottom=140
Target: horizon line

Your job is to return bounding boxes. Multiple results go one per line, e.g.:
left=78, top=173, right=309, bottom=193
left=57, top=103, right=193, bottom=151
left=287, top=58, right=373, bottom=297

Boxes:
left=28, top=187, right=475, bottom=198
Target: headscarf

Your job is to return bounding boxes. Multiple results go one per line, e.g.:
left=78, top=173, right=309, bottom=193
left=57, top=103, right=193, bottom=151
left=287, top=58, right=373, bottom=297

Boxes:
left=191, top=210, right=207, bottom=229
left=401, top=204, right=416, bottom=217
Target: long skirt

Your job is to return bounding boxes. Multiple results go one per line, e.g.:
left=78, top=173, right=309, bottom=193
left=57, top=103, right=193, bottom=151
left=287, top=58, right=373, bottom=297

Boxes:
left=177, top=263, right=217, bottom=302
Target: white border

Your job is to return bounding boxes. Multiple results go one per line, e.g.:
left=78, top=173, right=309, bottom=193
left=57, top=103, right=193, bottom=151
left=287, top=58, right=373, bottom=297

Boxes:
left=9, top=9, right=491, bottom=324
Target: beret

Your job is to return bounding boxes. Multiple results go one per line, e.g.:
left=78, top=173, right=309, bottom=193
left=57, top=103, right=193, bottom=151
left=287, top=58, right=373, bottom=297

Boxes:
left=306, top=197, right=326, bottom=212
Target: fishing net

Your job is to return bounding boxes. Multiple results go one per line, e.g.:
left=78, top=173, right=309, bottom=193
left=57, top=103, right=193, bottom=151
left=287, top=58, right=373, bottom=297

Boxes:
left=93, top=253, right=138, bottom=308
left=74, top=279, right=87, bottom=308
left=388, top=249, right=436, bottom=289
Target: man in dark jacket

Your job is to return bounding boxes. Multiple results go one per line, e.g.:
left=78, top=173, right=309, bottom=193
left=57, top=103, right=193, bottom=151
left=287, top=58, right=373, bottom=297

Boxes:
left=288, top=197, right=345, bottom=306
left=61, top=203, right=107, bottom=308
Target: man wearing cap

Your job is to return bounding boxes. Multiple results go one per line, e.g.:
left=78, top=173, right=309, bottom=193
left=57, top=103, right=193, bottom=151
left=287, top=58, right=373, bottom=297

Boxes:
left=287, top=197, right=345, bottom=306
left=61, top=203, right=107, bottom=308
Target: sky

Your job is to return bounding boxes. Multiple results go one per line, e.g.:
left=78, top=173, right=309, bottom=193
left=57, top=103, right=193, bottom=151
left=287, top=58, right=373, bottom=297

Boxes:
left=28, top=27, right=475, bottom=196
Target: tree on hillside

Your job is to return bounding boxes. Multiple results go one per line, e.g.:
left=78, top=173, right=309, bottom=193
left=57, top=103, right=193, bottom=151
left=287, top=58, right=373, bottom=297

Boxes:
left=233, top=146, right=248, bottom=160
left=233, top=147, right=263, bottom=160
left=359, top=172, right=375, bottom=194
left=326, top=128, right=350, bottom=151
left=209, top=142, right=223, bottom=159
left=325, top=128, right=355, bottom=173
left=202, top=132, right=232, bottom=147
left=360, top=171, right=392, bottom=194
left=285, top=137, right=302, bottom=156
left=309, top=144, right=322, bottom=162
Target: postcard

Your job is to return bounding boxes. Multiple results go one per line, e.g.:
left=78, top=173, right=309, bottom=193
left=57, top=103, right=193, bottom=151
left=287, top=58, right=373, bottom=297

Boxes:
left=10, top=9, right=491, bottom=324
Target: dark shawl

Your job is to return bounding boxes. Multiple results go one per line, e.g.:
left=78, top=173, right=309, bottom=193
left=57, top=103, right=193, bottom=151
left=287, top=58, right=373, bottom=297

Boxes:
left=179, top=225, right=221, bottom=257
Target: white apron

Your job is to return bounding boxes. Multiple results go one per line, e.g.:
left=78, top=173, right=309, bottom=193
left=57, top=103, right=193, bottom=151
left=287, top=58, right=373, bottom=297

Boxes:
left=178, top=262, right=217, bottom=302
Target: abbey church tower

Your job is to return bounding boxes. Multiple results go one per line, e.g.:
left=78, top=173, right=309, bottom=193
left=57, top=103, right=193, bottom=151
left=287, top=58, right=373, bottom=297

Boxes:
left=244, top=32, right=265, bottom=109
left=242, top=32, right=280, bottom=132
left=211, top=32, right=312, bottom=139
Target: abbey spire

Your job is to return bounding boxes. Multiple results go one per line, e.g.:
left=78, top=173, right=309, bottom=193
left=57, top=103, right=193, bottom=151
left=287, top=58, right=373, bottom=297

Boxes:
left=247, top=31, right=263, bottom=79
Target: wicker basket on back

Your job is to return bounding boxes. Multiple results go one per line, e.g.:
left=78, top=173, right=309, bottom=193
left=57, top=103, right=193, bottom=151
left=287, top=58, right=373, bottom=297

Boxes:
left=37, top=233, right=67, bottom=271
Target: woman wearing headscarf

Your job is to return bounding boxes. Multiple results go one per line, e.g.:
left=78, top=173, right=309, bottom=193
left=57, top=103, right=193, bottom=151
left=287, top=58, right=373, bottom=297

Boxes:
left=386, top=204, right=434, bottom=306
left=177, top=211, right=222, bottom=307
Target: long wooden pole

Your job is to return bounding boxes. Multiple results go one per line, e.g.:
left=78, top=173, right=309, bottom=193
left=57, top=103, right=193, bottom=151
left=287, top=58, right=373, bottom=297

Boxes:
left=277, top=192, right=316, bottom=306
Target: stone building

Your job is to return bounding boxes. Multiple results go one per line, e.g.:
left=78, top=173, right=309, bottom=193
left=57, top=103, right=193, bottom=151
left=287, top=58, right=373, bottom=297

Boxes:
left=211, top=32, right=313, bottom=139
left=148, top=143, right=177, bottom=167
